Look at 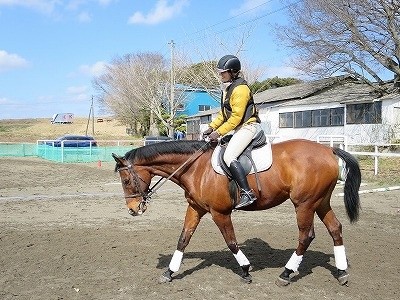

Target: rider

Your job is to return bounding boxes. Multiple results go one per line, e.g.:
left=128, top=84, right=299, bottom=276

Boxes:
left=203, top=54, right=262, bottom=208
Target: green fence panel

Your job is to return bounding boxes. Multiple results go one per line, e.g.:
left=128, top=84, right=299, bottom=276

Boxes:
left=96, top=146, right=134, bottom=161
left=36, top=145, right=134, bottom=163
left=1, top=143, right=135, bottom=163
left=0, top=143, right=37, bottom=157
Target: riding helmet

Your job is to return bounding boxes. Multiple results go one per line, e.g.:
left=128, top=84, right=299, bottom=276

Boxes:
left=217, top=55, right=241, bottom=73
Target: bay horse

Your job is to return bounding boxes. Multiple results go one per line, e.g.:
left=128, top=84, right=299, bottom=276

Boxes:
left=112, top=138, right=361, bottom=286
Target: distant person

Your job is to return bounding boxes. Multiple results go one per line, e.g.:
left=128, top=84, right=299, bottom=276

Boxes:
left=203, top=54, right=262, bottom=209
left=175, top=130, right=184, bottom=140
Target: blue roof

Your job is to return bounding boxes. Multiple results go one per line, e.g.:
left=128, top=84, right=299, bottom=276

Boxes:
left=177, top=89, right=220, bottom=116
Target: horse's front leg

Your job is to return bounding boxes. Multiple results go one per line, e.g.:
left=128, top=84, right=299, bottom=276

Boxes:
left=160, top=204, right=206, bottom=283
left=212, top=211, right=252, bottom=283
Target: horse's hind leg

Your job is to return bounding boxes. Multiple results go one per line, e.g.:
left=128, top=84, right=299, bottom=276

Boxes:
left=277, top=205, right=316, bottom=286
left=160, top=204, right=206, bottom=283
left=316, top=204, right=349, bottom=285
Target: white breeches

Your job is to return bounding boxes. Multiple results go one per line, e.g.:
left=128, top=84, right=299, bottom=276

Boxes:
left=223, top=122, right=261, bottom=166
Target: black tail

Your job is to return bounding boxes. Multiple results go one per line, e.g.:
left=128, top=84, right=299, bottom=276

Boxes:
left=333, top=147, right=361, bottom=223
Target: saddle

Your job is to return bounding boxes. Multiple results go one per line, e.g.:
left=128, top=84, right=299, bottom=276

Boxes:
left=210, top=130, right=272, bottom=204
left=211, top=130, right=272, bottom=177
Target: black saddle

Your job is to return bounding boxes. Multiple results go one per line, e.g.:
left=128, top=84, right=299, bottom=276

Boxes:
left=218, top=129, right=266, bottom=177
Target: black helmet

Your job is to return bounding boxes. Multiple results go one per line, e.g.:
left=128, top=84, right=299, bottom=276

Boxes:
left=217, top=55, right=241, bottom=73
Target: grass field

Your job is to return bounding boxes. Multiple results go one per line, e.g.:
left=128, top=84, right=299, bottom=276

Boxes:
left=356, top=156, right=400, bottom=186
left=0, top=117, right=132, bottom=143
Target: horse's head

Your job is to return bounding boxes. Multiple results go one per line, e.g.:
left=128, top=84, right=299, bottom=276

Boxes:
left=112, top=153, right=152, bottom=216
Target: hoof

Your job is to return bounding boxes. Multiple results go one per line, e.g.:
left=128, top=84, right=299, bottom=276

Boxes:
left=241, top=274, right=252, bottom=284
left=337, top=270, right=349, bottom=286
left=240, top=264, right=252, bottom=284
left=276, top=268, right=293, bottom=286
left=275, top=276, right=291, bottom=287
left=159, top=269, right=173, bottom=283
left=159, top=274, right=172, bottom=283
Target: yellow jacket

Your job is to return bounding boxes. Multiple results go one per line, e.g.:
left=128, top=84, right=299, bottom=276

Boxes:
left=209, top=83, right=257, bottom=136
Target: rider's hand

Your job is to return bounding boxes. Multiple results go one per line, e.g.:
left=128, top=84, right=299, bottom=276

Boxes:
left=208, top=131, right=220, bottom=142
left=202, top=127, right=213, bottom=139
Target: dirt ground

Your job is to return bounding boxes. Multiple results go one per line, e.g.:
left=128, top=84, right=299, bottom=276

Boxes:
left=0, top=157, right=399, bottom=300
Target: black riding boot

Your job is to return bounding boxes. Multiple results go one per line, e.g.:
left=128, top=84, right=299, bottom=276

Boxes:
left=229, top=160, right=257, bottom=208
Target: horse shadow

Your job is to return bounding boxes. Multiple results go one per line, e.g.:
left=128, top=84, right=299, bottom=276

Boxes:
left=156, top=238, right=336, bottom=282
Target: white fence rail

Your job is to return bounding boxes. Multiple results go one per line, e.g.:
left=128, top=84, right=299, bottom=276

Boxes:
left=316, top=135, right=400, bottom=175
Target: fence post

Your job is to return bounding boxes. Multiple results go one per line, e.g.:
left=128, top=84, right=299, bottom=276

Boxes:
left=338, top=143, right=344, bottom=171
left=374, top=145, right=378, bottom=176
left=61, top=142, right=64, bottom=163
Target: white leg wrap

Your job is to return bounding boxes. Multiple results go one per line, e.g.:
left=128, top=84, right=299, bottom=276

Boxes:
left=334, top=245, right=348, bottom=270
left=285, top=252, right=303, bottom=272
left=169, top=250, right=183, bottom=272
left=233, top=250, right=250, bottom=266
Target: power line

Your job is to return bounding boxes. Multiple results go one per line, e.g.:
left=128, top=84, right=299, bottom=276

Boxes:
left=156, top=0, right=278, bottom=55
left=213, top=0, right=301, bottom=36
left=189, top=0, right=274, bottom=36
left=143, top=1, right=302, bottom=61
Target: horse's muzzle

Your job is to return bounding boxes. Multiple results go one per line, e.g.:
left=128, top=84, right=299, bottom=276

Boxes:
left=128, top=208, right=144, bottom=216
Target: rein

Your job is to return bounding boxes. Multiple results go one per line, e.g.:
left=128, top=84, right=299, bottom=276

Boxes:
left=117, top=141, right=210, bottom=209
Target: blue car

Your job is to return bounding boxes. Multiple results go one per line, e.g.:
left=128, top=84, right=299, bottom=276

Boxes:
left=47, top=135, right=97, bottom=147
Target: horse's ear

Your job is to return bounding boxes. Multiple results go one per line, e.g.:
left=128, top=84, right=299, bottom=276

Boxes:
left=112, top=153, right=125, bottom=165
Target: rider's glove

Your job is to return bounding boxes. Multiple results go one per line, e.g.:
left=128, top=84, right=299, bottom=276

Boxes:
left=208, top=131, right=220, bottom=142
left=202, top=127, right=213, bottom=139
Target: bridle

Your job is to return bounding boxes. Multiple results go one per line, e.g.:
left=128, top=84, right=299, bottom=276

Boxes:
left=116, top=141, right=210, bottom=214
left=116, top=164, right=156, bottom=214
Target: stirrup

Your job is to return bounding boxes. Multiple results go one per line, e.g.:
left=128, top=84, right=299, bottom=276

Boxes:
left=235, top=190, right=256, bottom=209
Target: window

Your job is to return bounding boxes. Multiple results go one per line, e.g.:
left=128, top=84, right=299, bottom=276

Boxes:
left=294, top=110, right=312, bottom=128
left=186, top=120, right=199, bottom=134
left=279, top=107, right=345, bottom=128
left=198, top=105, right=211, bottom=112
left=279, top=112, right=294, bottom=128
left=346, top=102, right=382, bottom=124
left=312, top=109, right=330, bottom=127
left=200, top=115, right=211, bottom=124
left=330, top=107, right=344, bottom=125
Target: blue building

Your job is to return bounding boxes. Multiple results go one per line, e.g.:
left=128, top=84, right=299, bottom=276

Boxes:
left=175, top=87, right=220, bottom=116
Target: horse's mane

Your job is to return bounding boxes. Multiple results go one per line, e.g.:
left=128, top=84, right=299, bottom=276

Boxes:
left=124, top=140, right=212, bottom=163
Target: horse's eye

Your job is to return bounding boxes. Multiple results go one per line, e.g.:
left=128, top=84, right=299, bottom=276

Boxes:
left=123, top=179, right=130, bottom=185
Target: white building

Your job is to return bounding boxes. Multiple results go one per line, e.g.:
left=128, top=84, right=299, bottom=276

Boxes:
left=186, top=76, right=400, bottom=144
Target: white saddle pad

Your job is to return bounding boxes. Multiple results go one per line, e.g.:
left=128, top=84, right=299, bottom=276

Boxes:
left=211, top=142, right=273, bottom=175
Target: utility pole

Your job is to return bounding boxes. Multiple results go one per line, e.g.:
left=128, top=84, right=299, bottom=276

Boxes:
left=91, top=95, right=95, bottom=136
left=168, top=40, right=175, bottom=137
left=85, top=96, right=95, bottom=136
left=169, top=40, right=175, bottom=103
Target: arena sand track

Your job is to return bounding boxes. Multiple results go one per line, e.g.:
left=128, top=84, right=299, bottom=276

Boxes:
left=0, top=157, right=399, bottom=300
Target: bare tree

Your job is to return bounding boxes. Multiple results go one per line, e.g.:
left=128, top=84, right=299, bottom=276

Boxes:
left=95, top=28, right=269, bottom=136
left=177, top=25, right=268, bottom=91
left=95, top=52, right=191, bottom=137
left=277, top=0, right=400, bottom=91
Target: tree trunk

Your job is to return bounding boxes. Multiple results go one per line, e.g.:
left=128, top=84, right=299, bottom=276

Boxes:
left=148, top=111, right=159, bottom=136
